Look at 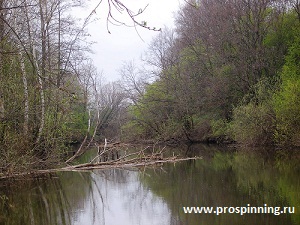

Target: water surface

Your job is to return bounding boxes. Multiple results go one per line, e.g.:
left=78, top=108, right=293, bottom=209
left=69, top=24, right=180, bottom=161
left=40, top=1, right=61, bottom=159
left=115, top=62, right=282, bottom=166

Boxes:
left=0, top=145, right=299, bottom=225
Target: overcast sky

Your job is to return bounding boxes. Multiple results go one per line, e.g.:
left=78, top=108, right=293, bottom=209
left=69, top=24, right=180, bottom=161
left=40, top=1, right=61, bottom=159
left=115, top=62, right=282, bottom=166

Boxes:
left=80, top=0, right=183, bottom=82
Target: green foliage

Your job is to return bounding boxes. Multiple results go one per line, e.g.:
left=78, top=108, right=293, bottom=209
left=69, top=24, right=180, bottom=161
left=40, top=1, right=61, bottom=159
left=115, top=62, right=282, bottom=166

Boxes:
left=120, top=5, right=299, bottom=147
left=263, top=11, right=298, bottom=50
left=122, top=81, right=176, bottom=140
left=67, top=105, right=89, bottom=138
left=230, top=100, right=275, bottom=146
left=228, top=21, right=299, bottom=147
left=0, top=0, right=103, bottom=173
left=0, top=40, right=89, bottom=171
left=273, top=32, right=300, bottom=146
left=121, top=117, right=148, bottom=141
left=211, top=119, right=230, bottom=137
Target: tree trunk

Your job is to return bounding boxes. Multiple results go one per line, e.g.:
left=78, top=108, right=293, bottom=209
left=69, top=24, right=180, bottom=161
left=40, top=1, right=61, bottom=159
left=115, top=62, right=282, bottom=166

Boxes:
left=19, top=50, right=29, bottom=135
left=38, top=0, right=46, bottom=77
left=33, top=46, right=45, bottom=144
left=0, top=0, right=5, bottom=122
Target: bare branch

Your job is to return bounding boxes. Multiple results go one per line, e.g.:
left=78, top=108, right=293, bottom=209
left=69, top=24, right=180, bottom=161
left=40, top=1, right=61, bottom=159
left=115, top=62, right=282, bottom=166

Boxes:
left=92, top=0, right=161, bottom=33
left=0, top=3, right=37, bottom=11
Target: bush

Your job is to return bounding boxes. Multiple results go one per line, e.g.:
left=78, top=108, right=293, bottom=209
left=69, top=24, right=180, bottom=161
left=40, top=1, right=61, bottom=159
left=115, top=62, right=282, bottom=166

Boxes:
left=230, top=101, right=275, bottom=146
left=211, top=119, right=230, bottom=137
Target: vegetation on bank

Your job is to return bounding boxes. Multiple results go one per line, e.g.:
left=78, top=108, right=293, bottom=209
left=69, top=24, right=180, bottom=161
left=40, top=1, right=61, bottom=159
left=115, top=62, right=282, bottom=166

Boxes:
left=121, top=0, right=300, bottom=147
left=0, top=0, right=299, bottom=174
left=0, top=0, right=126, bottom=173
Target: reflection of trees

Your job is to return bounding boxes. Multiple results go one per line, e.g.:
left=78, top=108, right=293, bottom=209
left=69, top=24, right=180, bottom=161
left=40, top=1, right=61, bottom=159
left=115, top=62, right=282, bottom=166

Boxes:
left=0, top=172, right=91, bottom=225
left=274, top=149, right=300, bottom=224
left=140, top=145, right=300, bottom=225
left=94, top=168, right=169, bottom=225
left=82, top=169, right=134, bottom=225
left=0, top=146, right=299, bottom=225
left=0, top=165, right=169, bottom=225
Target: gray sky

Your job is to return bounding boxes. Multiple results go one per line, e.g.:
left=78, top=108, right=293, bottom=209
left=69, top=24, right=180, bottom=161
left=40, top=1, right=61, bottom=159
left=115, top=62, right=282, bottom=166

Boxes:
left=81, top=0, right=183, bottom=81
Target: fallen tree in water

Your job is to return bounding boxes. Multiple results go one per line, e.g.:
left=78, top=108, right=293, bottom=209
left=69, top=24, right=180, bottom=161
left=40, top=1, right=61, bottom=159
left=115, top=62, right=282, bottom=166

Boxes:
left=0, top=145, right=201, bottom=180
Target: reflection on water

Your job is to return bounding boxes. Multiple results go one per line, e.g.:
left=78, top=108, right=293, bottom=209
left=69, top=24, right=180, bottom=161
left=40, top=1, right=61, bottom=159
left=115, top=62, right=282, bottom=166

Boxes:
left=72, top=169, right=170, bottom=225
left=0, top=145, right=299, bottom=225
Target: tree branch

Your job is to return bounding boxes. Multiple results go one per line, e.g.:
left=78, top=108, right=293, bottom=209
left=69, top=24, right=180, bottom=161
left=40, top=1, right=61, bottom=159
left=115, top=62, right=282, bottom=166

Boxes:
left=92, top=0, right=161, bottom=33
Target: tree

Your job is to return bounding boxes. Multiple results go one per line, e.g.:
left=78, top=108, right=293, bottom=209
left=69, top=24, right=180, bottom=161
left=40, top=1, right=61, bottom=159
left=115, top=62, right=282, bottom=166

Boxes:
left=0, top=0, right=98, bottom=171
left=273, top=29, right=300, bottom=146
left=122, top=0, right=300, bottom=145
left=119, top=60, right=149, bottom=104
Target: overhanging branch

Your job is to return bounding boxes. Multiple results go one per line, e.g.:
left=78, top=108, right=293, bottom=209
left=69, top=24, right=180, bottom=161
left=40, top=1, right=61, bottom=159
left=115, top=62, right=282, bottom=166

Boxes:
left=92, top=0, right=161, bottom=33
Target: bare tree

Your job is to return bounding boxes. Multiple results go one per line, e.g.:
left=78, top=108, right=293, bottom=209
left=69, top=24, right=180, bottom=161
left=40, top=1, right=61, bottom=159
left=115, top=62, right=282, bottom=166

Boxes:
left=119, top=60, right=149, bottom=104
left=176, top=0, right=286, bottom=93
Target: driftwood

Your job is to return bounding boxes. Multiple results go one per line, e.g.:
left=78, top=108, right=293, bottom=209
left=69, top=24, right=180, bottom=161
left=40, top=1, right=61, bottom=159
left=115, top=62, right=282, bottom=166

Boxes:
left=0, top=145, right=202, bottom=180
left=0, top=157, right=200, bottom=180
left=61, top=156, right=200, bottom=171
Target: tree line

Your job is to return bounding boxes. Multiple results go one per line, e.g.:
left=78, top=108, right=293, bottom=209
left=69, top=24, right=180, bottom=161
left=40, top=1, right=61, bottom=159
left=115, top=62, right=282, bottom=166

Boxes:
left=0, top=0, right=128, bottom=173
left=121, top=0, right=300, bottom=147
left=0, top=0, right=299, bottom=174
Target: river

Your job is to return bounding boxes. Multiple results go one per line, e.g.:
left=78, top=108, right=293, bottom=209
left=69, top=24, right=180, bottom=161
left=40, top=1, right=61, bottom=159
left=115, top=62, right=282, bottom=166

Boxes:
left=0, top=144, right=299, bottom=225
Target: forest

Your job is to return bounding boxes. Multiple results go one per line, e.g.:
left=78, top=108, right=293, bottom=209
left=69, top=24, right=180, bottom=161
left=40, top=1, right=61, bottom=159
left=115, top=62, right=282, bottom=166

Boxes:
left=122, top=0, right=300, bottom=147
left=0, top=0, right=299, bottom=173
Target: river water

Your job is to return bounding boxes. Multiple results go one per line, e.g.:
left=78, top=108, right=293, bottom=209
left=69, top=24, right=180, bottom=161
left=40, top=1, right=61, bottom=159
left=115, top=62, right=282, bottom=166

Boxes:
left=0, top=144, right=299, bottom=225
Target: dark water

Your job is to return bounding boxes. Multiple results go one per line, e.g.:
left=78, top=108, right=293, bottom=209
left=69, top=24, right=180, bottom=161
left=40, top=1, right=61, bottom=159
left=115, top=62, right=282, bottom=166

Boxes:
left=0, top=145, right=299, bottom=225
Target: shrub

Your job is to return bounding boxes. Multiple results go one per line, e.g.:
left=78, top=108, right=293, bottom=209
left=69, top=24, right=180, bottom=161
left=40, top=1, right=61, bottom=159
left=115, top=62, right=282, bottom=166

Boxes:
left=211, top=119, right=230, bottom=137
left=230, top=101, right=275, bottom=146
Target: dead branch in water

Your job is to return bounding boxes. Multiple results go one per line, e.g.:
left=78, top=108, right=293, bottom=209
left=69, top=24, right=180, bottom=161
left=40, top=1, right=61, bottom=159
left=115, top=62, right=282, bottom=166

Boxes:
left=0, top=145, right=202, bottom=180
left=62, top=156, right=200, bottom=171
